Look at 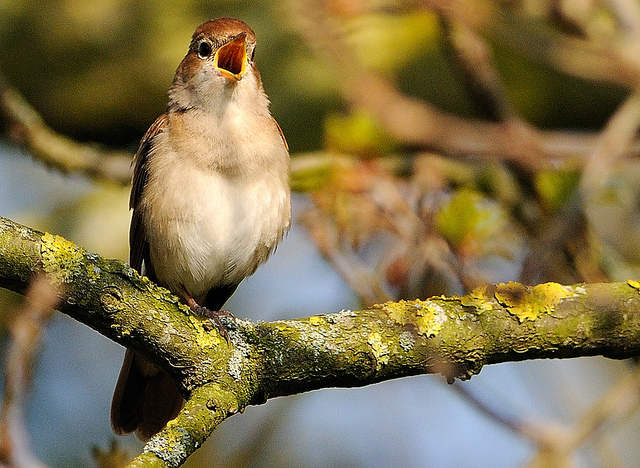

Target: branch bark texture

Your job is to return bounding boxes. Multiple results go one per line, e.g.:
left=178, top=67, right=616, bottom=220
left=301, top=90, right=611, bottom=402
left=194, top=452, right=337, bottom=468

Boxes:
left=1, top=215, right=640, bottom=466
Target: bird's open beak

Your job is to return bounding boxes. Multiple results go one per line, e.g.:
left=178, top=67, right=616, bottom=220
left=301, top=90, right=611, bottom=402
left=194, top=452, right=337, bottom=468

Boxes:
left=214, top=32, right=247, bottom=81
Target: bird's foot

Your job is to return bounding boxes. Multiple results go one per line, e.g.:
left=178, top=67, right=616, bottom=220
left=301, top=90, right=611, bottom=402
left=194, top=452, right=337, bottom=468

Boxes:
left=190, top=304, right=235, bottom=342
left=179, top=286, right=235, bottom=342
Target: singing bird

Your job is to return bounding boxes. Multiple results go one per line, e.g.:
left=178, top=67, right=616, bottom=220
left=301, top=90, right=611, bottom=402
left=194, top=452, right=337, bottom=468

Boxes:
left=110, top=18, right=291, bottom=441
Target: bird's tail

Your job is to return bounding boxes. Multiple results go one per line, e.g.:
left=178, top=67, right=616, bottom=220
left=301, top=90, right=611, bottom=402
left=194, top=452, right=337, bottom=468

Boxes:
left=110, top=349, right=184, bottom=441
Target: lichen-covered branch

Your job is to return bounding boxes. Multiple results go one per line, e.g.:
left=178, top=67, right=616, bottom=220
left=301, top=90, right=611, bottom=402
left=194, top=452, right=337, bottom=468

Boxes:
left=2, top=215, right=640, bottom=466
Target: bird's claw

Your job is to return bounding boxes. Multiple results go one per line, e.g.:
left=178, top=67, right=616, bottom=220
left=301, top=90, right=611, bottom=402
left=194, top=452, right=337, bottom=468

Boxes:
left=191, top=305, right=234, bottom=342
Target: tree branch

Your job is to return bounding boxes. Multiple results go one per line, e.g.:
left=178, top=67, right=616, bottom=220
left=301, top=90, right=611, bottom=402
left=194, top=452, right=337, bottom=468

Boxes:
left=0, top=76, right=132, bottom=185
left=0, top=275, right=58, bottom=468
left=287, top=0, right=640, bottom=170
left=1, top=215, right=640, bottom=466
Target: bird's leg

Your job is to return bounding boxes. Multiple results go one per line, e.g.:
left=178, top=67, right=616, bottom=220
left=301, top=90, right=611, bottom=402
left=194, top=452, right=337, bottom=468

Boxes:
left=179, top=286, right=231, bottom=341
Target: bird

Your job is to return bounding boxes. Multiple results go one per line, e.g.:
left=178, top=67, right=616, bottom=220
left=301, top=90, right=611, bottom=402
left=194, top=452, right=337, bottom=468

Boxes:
left=110, top=18, right=291, bottom=441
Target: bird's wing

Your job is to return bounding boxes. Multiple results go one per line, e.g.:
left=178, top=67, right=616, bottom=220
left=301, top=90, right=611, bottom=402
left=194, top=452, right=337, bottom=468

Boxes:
left=129, top=113, right=169, bottom=273
left=273, top=117, right=289, bottom=152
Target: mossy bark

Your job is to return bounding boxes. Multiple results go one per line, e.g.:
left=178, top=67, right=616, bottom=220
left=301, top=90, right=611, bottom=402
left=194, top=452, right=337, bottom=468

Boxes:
left=2, top=215, right=640, bottom=466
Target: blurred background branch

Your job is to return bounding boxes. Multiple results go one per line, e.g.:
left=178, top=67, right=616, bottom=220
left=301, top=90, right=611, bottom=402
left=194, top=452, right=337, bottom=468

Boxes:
left=0, top=77, right=131, bottom=185
left=0, top=275, right=59, bottom=468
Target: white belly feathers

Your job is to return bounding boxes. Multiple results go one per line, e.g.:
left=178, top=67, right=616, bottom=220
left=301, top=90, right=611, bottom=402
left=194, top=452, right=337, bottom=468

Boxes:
left=140, top=130, right=290, bottom=303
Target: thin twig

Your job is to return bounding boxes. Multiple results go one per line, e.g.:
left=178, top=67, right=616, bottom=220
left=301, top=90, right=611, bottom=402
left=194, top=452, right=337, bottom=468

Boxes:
left=0, top=76, right=131, bottom=185
left=451, top=381, right=545, bottom=441
left=441, top=16, right=516, bottom=122
left=581, top=89, right=640, bottom=197
left=286, top=0, right=640, bottom=169
left=0, top=275, right=61, bottom=468
left=525, top=364, right=640, bottom=467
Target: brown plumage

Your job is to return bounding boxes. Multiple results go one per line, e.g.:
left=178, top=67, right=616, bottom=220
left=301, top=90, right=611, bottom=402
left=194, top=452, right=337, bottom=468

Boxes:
left=110, top=18, right=290, bottom=441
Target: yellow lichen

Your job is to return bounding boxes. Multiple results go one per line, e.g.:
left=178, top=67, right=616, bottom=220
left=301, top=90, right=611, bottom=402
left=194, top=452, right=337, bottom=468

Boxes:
left=494, top=281, right=574, bottom=322
left=383, top=300, right=411, bottom=325
left=380, top=299, right=445, bottom=337
left=40, top=232, right=84, bottom=285
left=86, top=263, right=101, bottom=282
left=113, top=324, right=132, bottom=337
left=460, top=285, right=494, bottom=313
left=367, top=331, right=389, bottom=367
left=415, top=302, right=445, bottom=337
left=309, top=316, right=322, bottom=325
left=40, top=232, right=102, bottom=284
left=628, top=280, right=640, bottom=293
left=186, top=315, right=224, bottom=349
left=536, top=282, right=574, bottom=306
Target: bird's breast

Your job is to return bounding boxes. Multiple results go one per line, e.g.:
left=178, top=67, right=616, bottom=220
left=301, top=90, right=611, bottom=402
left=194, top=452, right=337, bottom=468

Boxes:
left=140, top=132, right=290, bottom=303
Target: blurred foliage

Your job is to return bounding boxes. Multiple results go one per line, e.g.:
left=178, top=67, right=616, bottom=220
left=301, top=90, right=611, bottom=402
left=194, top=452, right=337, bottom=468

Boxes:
left=490, top=40, right=626, bottom=128
left=325, top=110, right=398, bottom=155
left=346, top=10, right=440, bottom=73
left=0, top=0, right=627, bottom=150
left=435, top=188, right=505, bottom=250
left=3, top=0, right=640, bottom=466
left=534, top=169, right=580, bottom=212
left=0, top=0, right=340, bottom=151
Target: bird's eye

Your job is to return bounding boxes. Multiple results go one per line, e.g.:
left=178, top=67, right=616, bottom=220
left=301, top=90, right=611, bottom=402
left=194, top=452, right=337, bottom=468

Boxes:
left=197, top=41, right=212, bottom=59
